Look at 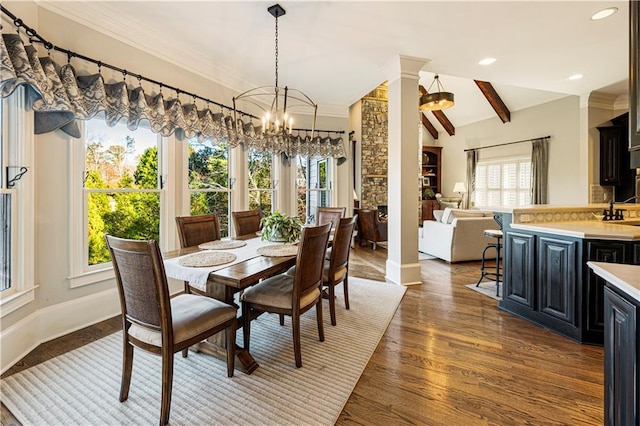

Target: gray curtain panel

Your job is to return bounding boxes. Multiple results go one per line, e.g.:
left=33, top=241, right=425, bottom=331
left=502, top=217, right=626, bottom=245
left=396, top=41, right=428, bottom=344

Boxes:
left=464, top=149, right=477, bottom=209
left=0, top=33, right=346, bottom=159
left=531, top=138, right=549, bottom=204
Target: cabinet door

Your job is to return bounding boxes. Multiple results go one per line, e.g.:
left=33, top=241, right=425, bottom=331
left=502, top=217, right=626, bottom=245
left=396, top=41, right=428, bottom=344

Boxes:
left=599, top=126, right=624, bottom=185
left=630, top=0, right=640, bottom=152
left=537, top=236, right=577, bottom=324
left=504, top=232, right=535, bottom=308
left=604, top=287, right=638, bottom=426
left=632, top=243, right=640, bottom=265
left=585, top=241, right=627, bottom=335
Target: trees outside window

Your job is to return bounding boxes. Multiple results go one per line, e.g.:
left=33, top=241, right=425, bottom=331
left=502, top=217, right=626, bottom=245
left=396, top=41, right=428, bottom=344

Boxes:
left=188, top=139, right=230, bottom=236
left=248, top=148, right=274, bottom=216
left=85, top=119, right=160, bottom=266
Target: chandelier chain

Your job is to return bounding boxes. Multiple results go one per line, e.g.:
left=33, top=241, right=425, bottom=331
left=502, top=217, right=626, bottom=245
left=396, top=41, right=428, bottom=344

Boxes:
left=274, top=14, right=279, bottom=88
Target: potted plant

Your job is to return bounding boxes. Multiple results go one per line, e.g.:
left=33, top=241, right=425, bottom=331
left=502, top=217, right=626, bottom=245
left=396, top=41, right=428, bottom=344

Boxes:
left=260, top=211, right=302, bottom=243
left=422, top=188, right=436, bottom=200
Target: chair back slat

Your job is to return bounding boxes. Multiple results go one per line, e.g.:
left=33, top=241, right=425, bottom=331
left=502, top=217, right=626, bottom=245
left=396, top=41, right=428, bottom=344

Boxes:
left=316, top=207, right=346, bottom=229
left=330, top=216, right=357, bottom=272
left=106, top=235, right=170, bottom=331
left=175, top=214, right=221, bottom=248
left=232, top=210, right=262, bottom=236
left=294, top=223, right=331, bottom=297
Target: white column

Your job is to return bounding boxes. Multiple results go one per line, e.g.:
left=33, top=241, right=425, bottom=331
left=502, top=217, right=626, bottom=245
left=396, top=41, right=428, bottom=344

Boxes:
left=384, top=55, right=428, bottom=286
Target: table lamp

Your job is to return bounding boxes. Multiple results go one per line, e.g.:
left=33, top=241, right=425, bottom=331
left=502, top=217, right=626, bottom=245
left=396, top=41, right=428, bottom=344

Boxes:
left=453, top=182, right=467, bottom=208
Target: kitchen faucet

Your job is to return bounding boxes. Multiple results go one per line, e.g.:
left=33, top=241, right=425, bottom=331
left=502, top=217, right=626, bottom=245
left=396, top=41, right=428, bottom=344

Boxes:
left=602, top=196, right=639, bottom=221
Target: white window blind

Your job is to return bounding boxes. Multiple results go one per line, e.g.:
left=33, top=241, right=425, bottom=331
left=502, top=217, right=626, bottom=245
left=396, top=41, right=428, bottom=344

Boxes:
left=474, top=156, right=532, bottom=207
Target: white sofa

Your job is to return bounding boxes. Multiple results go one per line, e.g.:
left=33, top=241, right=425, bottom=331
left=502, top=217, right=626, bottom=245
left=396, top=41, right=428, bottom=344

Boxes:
left=418, top=208, right=500, bottom=263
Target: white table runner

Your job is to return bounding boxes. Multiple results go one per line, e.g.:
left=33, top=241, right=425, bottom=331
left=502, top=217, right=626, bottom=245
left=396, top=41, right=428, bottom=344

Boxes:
left=164, top=238, right=288, bottom=291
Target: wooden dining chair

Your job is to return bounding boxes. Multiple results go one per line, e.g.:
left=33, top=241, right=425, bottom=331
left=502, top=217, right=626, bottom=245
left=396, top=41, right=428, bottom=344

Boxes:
left=105, top=234, right=237, bottom=426
left=323, top=215, right=357, bottom=326
left=232, top=210, right=262, bottom=237
left=354, top=208, right=388, bottom=250
left=175, top=214, right=221, bottom=293
left=316, top=206, right=346, bottom=229
left=175, top=214, right=221, bottom=248
left=240, top=223, right=331, bottom=368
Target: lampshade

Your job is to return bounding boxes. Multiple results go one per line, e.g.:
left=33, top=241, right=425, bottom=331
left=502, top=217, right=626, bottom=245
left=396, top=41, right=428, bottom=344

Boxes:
left=453, top=182, right=467, bottom=194
left=353, top=189, right=359, bottom=201
left=419, top=74, right=455, bottom=111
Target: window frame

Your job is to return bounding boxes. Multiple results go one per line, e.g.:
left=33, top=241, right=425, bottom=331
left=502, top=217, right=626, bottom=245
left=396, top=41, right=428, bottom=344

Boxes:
left=187, top=138, right=232, bottom=237
left=69, top=117, right=165, bottom=288
left=247, top=147, right=276, bottom=217
left=295, top=155, right=333, bottom=224
left=0, top=87, right=36, bottom=317
left=474, top=155, right=532, bottom=208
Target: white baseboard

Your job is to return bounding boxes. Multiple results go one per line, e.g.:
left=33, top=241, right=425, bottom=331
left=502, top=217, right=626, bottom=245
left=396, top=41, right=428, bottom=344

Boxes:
left=1, top=288, right=121, bottom=374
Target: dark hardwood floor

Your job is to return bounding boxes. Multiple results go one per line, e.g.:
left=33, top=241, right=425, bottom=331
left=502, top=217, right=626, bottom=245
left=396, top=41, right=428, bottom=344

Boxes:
left=1, top=245, right=604, bottom=425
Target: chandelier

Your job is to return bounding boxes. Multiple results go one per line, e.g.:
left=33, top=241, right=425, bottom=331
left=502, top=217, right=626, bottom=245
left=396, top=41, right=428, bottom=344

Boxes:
left=233, top=4, right=317, bottom=139
left=419, top=74, right=455, bottom=111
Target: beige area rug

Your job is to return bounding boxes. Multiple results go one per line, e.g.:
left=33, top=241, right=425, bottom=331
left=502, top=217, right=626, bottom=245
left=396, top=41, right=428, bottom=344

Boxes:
left=1, top=278, right=405, bottom=426
left=465, top=281, right=501, bottom=301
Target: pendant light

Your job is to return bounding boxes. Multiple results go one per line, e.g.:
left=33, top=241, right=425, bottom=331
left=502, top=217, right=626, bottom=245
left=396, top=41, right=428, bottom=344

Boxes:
left=419, top=74, right=455, bottom=111
left=232, top=4, right=317, bottom=137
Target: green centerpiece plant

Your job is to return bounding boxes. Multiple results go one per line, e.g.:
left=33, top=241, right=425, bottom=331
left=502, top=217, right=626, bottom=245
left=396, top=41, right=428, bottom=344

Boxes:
left=260, top=211, right=302, bottom=243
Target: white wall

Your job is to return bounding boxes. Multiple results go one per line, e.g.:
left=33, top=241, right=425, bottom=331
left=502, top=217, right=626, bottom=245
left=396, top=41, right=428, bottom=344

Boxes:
left=431, top=95, right=584, bottom=205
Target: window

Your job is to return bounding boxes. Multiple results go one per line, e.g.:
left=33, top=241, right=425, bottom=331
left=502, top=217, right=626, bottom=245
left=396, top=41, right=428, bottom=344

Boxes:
left=248, top=148, right=274, bottom=216
left=83, top=119, right=161, bottom=267
left=474, top=156, right=531, bottom=207
left=1, top=87, right=35, bottom=315
left=188, top=138, right=230, bottom=236
left=295, top=155, right=332, bottom=224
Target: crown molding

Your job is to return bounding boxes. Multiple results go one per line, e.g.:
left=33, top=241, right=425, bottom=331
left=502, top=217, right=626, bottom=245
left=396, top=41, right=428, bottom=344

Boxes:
left=588, top=91, right=619, bottom=110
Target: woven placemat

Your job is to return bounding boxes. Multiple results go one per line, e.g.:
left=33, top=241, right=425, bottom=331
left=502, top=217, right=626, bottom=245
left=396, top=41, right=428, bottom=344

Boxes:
left=256, top=244, right=298, bottom=257
left=178, top=251, right=237, bottom=267
left=198, top=240, right=247, bottom=250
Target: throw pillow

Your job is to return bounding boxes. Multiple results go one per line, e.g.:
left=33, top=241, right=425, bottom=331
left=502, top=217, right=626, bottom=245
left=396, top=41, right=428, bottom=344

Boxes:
left=440, top=207, right=455, bottom=224
left=433, top=210, right=444, bottom=222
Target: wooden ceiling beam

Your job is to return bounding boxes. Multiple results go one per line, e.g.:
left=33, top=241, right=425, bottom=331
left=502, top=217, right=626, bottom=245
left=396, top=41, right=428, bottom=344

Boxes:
left=421, top=113, right=438, bottom=139
left=474, top=80, right=511, bottom=123
left=431, top=111, right=455, bottom=136
left=419, top=85, right=455, bottom=136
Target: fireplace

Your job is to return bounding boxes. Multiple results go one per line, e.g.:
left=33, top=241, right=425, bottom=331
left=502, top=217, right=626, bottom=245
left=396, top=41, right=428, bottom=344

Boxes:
left=377, top=205, right=388, bottom=220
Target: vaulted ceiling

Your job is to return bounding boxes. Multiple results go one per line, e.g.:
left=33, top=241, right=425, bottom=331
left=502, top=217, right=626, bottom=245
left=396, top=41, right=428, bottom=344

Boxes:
left=36, top=1, right=630, bottom=133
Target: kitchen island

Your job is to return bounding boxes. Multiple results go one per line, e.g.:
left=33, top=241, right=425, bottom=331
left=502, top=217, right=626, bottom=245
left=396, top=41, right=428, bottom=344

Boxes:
left=587, top=262, right=640, bottom=425
left=493, top=204, right=640, bottom=344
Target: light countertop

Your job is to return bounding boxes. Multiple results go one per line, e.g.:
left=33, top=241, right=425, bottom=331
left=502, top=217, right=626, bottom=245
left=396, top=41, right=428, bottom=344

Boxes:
left=511, top=221, right=640, bottom=241
left=587, top=262, right=640, bottom=302
left=490, top=204, right=640, bottom=215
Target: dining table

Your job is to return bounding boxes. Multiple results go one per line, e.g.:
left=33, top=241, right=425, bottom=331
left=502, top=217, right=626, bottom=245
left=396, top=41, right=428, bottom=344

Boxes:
left=163, top=234, right=297, bottom=374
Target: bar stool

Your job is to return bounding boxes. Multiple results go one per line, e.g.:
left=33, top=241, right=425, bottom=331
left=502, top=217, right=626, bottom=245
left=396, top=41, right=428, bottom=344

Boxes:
left=476, top=229, right=503, bottom=297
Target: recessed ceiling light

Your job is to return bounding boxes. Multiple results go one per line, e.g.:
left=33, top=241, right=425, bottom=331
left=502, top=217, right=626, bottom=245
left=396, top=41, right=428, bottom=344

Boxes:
left=569, top=74, right=584, bottom=80
left=479, top=57, right=496, bottom=66
left=591, top=7, right=618, bottom=20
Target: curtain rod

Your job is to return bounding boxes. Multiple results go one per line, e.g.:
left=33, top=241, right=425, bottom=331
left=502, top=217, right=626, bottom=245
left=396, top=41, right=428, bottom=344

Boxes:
left=0, top=6, right=344, bottom=136
left=463, top=135, right=550, bottom=152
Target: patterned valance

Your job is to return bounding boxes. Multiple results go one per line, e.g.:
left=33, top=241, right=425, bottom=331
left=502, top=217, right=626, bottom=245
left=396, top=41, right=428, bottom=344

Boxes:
left=0, top=32, right=346, bottom=160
